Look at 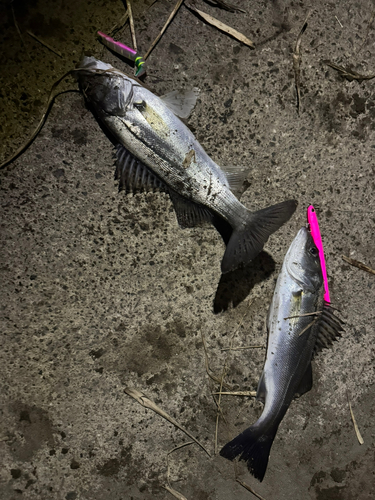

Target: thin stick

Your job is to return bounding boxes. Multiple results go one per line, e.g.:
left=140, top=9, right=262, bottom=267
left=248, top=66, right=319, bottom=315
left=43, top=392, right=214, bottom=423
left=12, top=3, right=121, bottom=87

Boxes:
left=11, top=0, right=29, bottom=58
left=164, top=485, right=188, bottom=500
left=342, top=255, right=375, bottom=275
left=212, top=391, right=257, bottom=397
left=200, top=331, right=232, bottom=389
left=347, top=392, right=364, bottom=445
left=126, top=0, right=137, bottom=51
left=293, top=10, right=311, bottom=113
left=221, top=345, right=264, bottom=351
left=0, top=70, right=76, bottom=170
left=144, top=0, right=184, bottom=60
left=27, top=30, right=62, bottom=58
left=236, top=479, right=267, bottom=500
left=109, top=11, right=129, bottom=36
left=124, top=387, right=211, bottom=457
left=335, top=16, right=343, bottom=28
left=298, top=318, right=317, bottom=337
left=165, top=441, right=194, bottom=499
left=284, top=311, right=322, bottom=320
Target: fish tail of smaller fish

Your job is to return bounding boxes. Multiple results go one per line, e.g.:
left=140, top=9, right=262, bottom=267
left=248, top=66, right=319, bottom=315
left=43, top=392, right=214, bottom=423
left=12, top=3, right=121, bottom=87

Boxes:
left=221, top=199, right=298, bottom=274
left=220, top=421, right=278, bottom=482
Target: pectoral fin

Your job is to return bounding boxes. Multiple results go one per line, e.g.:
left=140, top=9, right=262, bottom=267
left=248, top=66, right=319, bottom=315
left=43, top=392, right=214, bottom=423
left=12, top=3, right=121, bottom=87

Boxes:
left=160, top=88, right=199, bottom=118
left=115, top=145, right=167, bottom=194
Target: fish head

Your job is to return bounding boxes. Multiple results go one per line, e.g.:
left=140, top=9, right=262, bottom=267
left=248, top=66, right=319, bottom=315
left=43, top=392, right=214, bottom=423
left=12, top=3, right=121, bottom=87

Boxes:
left=286, top=227, right=323, bottom=293
left=75, top=57, right=134, bottom=116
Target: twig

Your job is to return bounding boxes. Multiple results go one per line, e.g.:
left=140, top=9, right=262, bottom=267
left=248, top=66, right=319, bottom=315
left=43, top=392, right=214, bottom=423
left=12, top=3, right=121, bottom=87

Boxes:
left=124, top=387, right=211, bottom=457
left=164, top=485, right=189, bottom=500
left=165, top=442, right=194, bottom=500
left=10, top=0, right=29, bottom=58
left=109, top=11, right=129, bottom=36
left=126, top=0, right=137, bottom=51
left=201, top=331, right=232, bottom=389
left=323, top=60, right=375, bottom=82
left=284, top=311, right=322, bottom=320
left=347, top=392, right=364, bottom=445
left=212, top=391, right=256, bottom=397
left=207, top=0, right=246, bottom=13
left=293, top=10, right=311, bottom=113
left=0, top=70, right=76, bottom=170
left=298, top=318, right=317, bottom=337
left=221, top=345, right=264, bottom=351
left=27, top=30, right=62, bottom=58
left=143, top=0, right=184, bottom=60
left=335, top=16, right=343, bottom=28
left=236, top=478, right=267, bottom=500
left=342, top=255, right=375, bottom=275
left=187, top=2, right=254, bottom=48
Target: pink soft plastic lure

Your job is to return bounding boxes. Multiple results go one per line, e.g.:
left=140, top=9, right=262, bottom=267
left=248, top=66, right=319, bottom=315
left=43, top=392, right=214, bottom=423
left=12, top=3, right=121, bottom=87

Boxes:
left=97, top=31, right=146, bottom=77
left=307, top=205, right=330, bottom=303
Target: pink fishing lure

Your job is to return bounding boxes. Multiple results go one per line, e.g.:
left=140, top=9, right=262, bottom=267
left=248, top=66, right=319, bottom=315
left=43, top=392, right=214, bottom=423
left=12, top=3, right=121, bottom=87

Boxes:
left=307, top=205, right=330, bottom=303
left=97, top=31, right=146, bottom=77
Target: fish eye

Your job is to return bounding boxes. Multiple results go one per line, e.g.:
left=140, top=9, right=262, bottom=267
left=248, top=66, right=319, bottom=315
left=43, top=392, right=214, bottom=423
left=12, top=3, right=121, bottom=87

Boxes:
left=309, top=246, right=318, bottom=256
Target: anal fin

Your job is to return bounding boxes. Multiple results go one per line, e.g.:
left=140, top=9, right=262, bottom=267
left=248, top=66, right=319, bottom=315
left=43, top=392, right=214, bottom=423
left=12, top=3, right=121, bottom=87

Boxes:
left=168, top=189, right=213, bottom=228
left=115, top=145, right=167, bottom=194
left=294, top=362, right=313, bottom=398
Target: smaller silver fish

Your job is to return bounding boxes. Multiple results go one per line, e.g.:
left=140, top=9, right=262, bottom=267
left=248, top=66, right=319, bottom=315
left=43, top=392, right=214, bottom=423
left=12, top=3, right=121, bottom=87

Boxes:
left=220, top=226, right=344, bottom=481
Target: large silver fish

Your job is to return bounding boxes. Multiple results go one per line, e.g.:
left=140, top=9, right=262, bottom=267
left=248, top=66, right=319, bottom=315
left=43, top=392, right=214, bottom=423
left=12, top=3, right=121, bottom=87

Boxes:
left=75, top=57, right=297, bottom=273
left=220, top=226, right=344, bottom=480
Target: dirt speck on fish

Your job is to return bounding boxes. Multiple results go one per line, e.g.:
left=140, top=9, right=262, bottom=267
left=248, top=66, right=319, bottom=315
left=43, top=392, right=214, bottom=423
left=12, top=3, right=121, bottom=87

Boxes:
left=220, top=226, right=344, bottom=480
left=75, top=57, right=297, bottom=273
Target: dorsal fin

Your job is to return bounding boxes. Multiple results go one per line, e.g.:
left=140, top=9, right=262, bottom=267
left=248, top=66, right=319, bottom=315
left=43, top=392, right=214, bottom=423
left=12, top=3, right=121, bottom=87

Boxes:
left=115, top=145, right=167, bottom=194
left=314, top=302, right=344, bottom=355
left=160, top=88, right=199, bottom=118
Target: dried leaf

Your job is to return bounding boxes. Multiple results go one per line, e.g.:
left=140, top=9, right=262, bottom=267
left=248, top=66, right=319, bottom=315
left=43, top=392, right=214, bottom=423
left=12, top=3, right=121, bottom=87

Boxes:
left=342, top=255, right=375, bottom=275
left=187, top=3, right=254, bottom=48
left=124, top=387, right=211, bottom=456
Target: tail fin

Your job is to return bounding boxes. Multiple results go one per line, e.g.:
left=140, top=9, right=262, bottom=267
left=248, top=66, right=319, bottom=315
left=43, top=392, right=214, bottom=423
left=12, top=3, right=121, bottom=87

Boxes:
left=221, top=200, right=297, bottom=274
left=220, top=424, right=278, bottom=482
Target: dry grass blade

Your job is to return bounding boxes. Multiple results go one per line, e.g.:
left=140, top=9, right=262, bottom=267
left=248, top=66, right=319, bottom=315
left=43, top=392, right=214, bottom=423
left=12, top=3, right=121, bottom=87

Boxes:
left=126, top=0, right=137, bottom=51
left=124, top=387, right=211, bottom=456
left=11, top=0, right=29, bottom=58
left=236, top=478, right=267, bottom=500
left=165, top=442, right=193, bottom=499
left=0, top=70, right=76, bottom=170
left=187, top=2, right=254, bottom=48
left=293, top=10, right=311, bottom=113
left=342, top=255, right=375, bottom=275
left=109, top=11, right=129, bottom=36
left=347, top=393, right=364, bottom=445
left=212, top=391, right=256, bottom=397
left=207, top=0, right=246, bottom=13
left=201, top=331, right=232, bottom=389
left=164, top=485, right=189, bottom=500
left=221, top=345, right=264, bottom=351
left=143, top=0, right=184, bottom=60
left=27, top=30, right=62, bottom=58
left=323, top=60, right=375, bottom=82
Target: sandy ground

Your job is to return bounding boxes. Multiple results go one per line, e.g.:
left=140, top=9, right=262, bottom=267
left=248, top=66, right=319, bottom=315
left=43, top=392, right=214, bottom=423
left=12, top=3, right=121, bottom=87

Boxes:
left=1, top=1, right=375, bottom=499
